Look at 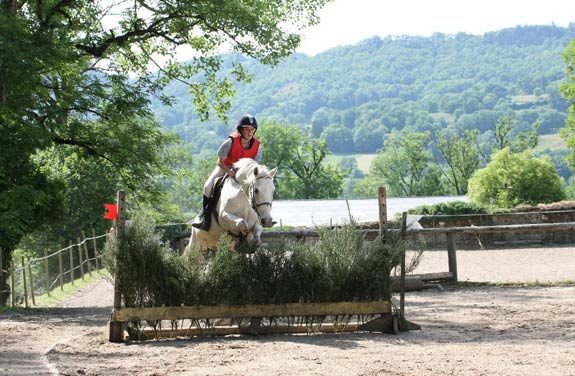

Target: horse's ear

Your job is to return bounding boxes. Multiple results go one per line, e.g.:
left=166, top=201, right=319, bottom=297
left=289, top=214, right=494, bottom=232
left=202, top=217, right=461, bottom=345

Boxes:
left=269, top=167, right=277, bottom=178
left=254, top=167, right=259, bottom=177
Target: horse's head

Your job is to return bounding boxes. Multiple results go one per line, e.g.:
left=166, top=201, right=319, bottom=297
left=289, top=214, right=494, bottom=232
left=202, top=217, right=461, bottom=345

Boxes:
left=250, top=165, right=277, bottom=228
left=234, top=159, right=278, bottom=228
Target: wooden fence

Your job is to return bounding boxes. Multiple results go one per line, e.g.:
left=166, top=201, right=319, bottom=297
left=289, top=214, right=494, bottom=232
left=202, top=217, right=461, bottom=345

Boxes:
left=0, top=230, right=107, bottom=308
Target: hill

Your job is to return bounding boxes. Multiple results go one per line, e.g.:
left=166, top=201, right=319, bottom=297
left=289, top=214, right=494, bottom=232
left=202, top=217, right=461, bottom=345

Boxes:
left=150, top=24, right=575, bottom=158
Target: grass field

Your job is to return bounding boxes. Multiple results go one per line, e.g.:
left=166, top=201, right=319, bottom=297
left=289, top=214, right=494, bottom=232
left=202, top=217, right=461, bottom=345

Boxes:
left=535, top=133, right=567, bottom=152
left=324, top=153, right=376, bottom=174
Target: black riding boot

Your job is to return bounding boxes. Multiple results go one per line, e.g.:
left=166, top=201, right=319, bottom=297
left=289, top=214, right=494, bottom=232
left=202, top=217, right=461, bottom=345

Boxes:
left=192, top=195, right=213, bottom=231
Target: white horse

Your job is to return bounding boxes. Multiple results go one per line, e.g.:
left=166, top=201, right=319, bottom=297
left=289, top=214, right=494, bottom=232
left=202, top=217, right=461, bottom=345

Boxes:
left=186, top=158, right=277, bottom=253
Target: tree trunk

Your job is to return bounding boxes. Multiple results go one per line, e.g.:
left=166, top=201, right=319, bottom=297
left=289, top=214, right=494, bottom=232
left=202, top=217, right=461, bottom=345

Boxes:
left=0, top=247, right=12, bottom=306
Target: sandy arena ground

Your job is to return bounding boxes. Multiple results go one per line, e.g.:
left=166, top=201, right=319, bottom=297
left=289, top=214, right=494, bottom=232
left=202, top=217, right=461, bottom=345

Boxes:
left=1, top=246, right=574, bottom=376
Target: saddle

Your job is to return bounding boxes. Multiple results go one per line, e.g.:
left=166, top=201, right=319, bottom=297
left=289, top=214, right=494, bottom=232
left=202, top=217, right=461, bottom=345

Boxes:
left=210, top=174, right=229, bottom=206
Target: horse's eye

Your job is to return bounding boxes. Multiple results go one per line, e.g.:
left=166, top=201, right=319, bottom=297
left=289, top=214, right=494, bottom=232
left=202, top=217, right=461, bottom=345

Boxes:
left=254, top=188, right=259, bottom=194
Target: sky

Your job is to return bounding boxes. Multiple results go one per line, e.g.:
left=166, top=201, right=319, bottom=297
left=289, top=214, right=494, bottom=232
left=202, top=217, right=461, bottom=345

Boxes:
left=297, top=0, right=575, bottom=56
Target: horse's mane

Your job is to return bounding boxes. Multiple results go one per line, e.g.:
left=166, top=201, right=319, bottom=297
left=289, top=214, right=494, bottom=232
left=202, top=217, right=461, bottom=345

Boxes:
left=233, top=158, right=270, bottom=182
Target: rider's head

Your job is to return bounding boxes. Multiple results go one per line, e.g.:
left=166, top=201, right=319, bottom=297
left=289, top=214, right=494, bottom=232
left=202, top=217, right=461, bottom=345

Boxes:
left=236, top=114, right=258, bottom=136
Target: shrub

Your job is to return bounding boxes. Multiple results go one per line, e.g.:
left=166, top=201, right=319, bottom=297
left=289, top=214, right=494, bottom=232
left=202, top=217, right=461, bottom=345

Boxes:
left=468, top=148, right=565, bottom=208
left=407, top=200, right=488, bottom=215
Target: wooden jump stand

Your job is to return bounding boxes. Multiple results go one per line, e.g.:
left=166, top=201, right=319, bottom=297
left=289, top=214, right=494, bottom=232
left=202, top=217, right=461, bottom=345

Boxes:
left=108, top=187, right=420, bottom=342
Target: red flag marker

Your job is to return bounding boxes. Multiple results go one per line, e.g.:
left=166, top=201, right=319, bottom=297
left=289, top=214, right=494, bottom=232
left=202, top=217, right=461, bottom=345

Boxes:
left=103, top=203, right=118, bottom=220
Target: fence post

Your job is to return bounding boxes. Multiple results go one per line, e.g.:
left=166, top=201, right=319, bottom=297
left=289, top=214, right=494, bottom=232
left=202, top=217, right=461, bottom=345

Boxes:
left=82, top=231, right=92, bottom=277
left=77, top=237, right=84, bottom=281
left=21, top=257, right=29, bottom=308
left=27, top=259, right=36, bottom=306
left=59, top=246, right=64, bottom=291
left=68, top=241, right=74, bottom=285
left=110, top=190, right=126, bottom=342
left=10, top=260, right=15, bottom=307
left=378, top=187, right=387, bottom=236
left=44, top=249, right=50, bottom=296
left=447, top=232, right=458, bottom=282
left=399, top=212, right=407, bottom=321
left=92, top=228, right=100, bottom=270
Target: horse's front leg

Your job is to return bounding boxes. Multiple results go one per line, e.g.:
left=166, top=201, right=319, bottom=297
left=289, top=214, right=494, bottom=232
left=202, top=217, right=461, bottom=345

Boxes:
left=251, top=223, right=263, bottom=247
left=219, top=211, right=249, bottom=235
left=243, top=209, right=262, bottom=247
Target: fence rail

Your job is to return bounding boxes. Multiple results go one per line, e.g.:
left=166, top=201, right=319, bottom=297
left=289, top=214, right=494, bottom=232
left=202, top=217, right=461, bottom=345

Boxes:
left=0, top=230, right=108, bottom=308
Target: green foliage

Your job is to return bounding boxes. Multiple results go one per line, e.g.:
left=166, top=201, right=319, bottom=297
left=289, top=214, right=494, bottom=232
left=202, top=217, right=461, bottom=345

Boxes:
left=434, top=129, right=482, bottom=195
left=0, top=0, right=330, bottom=303
left=105, top=216, right=408, bottom=309
left=363, top=131, right=445, bottom=197
left=258, top=121, right=344, bottom=198
left=560, top=39, right=575, bottom=176
left=407, top=201, right=488, bottom=215
left=493, top=115, right=540, bottom=153
left=468, top=149, right=566, bottom=208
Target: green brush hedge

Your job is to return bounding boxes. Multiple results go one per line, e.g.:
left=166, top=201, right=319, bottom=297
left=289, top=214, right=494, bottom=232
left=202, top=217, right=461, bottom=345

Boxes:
left=104, top=214, right=413, bottom=308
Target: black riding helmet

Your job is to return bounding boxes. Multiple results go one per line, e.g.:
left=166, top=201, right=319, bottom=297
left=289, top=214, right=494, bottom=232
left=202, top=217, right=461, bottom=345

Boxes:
left=236, top=114, right=258, bottom=133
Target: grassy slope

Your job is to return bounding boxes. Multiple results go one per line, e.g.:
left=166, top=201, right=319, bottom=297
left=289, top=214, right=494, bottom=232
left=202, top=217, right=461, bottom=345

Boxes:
left=535, top=133, right=567, bottom=152
left=324, top=153, right=376, bottom=174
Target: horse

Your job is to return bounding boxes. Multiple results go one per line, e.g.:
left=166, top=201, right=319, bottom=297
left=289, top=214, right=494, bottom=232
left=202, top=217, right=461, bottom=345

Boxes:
left=186, top=158, right=277, bottom=253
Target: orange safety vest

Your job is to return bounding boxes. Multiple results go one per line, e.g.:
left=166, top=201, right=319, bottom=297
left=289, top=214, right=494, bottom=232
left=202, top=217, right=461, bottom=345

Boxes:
left=222, top=132, right=260, bottom=167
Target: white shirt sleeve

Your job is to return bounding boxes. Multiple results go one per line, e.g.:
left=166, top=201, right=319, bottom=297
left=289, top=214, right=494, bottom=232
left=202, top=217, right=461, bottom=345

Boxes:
left=217, top=138, right=233, bottom=160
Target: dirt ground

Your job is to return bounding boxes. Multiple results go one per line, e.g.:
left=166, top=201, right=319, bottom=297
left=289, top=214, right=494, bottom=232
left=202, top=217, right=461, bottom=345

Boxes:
left=1, top=246, right=574, bottom=376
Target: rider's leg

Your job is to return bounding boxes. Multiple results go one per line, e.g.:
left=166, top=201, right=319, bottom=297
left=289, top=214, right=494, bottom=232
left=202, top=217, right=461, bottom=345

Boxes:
left=192, top=166, right=226, bottom=231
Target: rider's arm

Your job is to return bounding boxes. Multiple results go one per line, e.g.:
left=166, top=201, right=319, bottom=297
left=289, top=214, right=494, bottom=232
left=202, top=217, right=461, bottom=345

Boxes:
left=217, top=157, right=236, bottom=177
left=254, top=146, right=262, bottom=163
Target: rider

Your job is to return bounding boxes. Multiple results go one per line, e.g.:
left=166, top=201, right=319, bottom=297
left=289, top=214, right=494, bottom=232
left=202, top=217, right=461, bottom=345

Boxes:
left=192, top=114, right=262, bottom=231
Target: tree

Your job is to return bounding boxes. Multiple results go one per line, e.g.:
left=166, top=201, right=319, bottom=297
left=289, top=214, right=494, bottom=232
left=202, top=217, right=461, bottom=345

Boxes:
left=468, top=149, right=565, bottom=208
left=364, top=131, right=442, bottom=197
left=311, top=107, right=331, bottom=137
left=258, top=122, right=344, bottom=199
left=493, top=115, right=540, bottom=153
left=0, top=0, right=330, bottom=304
left=321, top=125, right=354, bottom=153
left=560, top=39, right=575, bottom=171
left=434, top=129, right=482, bottom=195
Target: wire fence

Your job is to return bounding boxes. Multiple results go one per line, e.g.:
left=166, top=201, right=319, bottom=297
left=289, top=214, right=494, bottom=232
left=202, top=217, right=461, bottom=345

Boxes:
left=0, top=229, right=108, bottom=308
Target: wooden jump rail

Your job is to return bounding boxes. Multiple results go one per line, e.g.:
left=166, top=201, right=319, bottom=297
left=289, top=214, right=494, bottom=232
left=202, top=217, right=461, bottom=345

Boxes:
left=110, top=300, right=418, bottom=339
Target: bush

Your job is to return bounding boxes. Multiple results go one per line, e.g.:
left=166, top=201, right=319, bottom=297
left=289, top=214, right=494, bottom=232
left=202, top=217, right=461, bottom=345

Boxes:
left=407, top=200, right=488, bottom=215
left=468, top=149, right=565, bottom=208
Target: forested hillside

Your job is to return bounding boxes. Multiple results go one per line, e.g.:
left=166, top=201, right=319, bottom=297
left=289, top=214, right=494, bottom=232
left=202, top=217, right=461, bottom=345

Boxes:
left=152, top=24, right=575, bottom=158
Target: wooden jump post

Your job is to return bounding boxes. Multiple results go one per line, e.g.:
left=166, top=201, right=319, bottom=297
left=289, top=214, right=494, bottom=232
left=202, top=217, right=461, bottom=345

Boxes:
left=109, top=190, right=126, bottom=342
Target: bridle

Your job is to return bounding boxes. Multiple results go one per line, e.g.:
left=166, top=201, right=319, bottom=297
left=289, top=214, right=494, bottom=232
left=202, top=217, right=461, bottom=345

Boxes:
left=248, top=175, right=273, bottom=217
